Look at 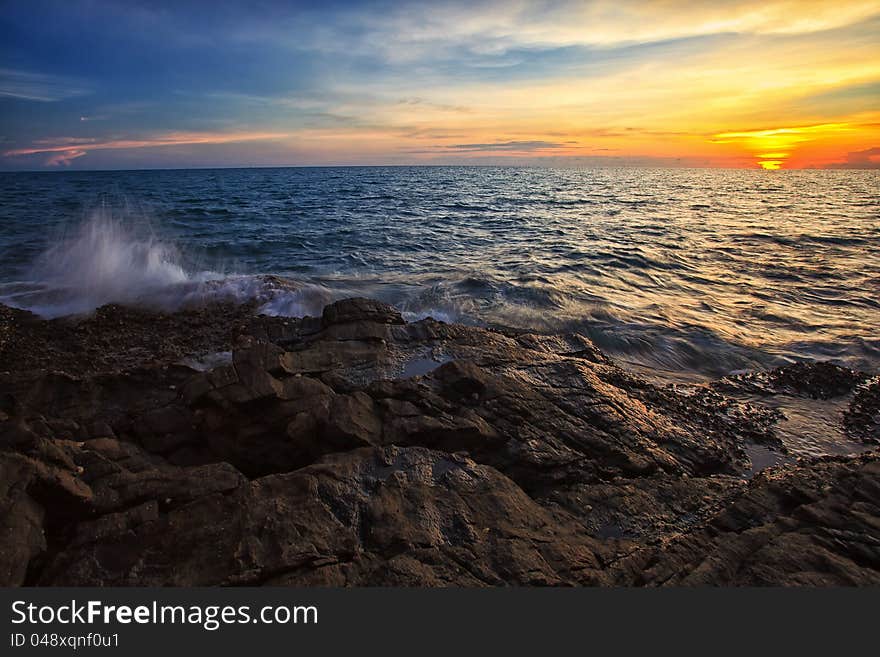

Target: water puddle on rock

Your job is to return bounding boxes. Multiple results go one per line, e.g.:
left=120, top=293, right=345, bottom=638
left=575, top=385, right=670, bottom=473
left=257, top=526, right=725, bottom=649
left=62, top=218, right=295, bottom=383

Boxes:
left=743, top=442, right=790, bottom=479
left=741, top=393, right=872, bottom=478
left=754, top=394, right=869, bottom=458
left=400, top=354, right=453, bottom=379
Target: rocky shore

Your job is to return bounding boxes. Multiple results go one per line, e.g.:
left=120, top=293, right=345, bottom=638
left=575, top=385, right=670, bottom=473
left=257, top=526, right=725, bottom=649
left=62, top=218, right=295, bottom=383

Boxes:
left=1, top=294, right=878, bottom=586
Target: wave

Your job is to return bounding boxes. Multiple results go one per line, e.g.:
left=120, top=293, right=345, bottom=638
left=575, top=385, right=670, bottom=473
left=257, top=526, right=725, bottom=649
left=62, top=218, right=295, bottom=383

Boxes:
left=0, top=209, right=332, bottom=319
left=29, top=209, right=209, bottom=314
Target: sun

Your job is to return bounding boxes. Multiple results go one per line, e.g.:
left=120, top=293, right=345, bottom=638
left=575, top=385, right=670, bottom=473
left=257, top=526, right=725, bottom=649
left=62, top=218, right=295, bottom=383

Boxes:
left=712, top=123, right=853, bottom=170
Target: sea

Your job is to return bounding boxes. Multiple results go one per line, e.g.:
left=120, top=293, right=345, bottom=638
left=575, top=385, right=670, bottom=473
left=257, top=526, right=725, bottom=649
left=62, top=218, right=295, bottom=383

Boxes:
left=0, top=166, right=877, bottom=381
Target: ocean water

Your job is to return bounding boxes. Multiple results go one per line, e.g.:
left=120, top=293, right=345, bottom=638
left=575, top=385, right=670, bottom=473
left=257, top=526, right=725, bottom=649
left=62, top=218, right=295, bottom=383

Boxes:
left=0, top=166, right=877, bottom=380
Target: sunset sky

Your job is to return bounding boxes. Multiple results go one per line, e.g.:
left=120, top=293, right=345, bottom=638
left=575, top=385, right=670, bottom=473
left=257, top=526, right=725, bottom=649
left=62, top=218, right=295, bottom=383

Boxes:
left=1, top=0, right=878, bottom=170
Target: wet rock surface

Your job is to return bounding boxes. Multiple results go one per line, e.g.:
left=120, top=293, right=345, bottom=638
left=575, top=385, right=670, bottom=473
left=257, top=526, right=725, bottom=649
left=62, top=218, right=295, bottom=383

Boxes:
left=714, top=362, right=869, bottom=400
left=1, top=298, right=877, bottom=586
left=845, top=378, right=880, bottom=444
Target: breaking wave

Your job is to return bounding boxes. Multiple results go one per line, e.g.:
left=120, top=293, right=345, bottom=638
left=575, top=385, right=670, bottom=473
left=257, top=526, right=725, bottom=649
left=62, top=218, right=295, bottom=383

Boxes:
left=0, top=209, right=329, bottom=319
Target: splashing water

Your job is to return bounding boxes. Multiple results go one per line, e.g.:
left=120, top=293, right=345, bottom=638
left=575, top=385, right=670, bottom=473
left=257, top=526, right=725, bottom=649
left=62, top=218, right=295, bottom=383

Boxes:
left=0, top=208, right=330, bottom=318
left=29, top=209, right=197, bottom=314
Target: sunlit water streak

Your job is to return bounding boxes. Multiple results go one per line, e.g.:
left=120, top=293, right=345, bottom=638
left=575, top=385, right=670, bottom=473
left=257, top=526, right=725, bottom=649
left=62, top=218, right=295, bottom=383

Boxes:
left=0, top=166, right=877, bottom=380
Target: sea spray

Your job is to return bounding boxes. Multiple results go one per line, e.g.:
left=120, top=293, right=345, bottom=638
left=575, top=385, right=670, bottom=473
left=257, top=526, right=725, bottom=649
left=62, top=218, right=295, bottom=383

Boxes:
left=32, top=208, right=195, bottom=312
left=3, top=208, right=330, bottom=318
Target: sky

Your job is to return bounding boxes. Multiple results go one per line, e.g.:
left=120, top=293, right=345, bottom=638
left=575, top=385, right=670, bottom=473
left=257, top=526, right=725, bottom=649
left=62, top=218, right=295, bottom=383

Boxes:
left=1, top=0, right=879, bottom=170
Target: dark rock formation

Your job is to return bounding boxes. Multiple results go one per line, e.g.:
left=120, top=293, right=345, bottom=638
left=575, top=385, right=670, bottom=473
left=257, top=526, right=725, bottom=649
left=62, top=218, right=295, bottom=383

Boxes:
left=1, top=297, right=877, bottom=586
left=38, top=446, right=615, bottom=586
left=610, top=454, right=880, bottom=586
left=845, top=378, right=880, bottom=444
left=714, top=361, right=869, bottom=400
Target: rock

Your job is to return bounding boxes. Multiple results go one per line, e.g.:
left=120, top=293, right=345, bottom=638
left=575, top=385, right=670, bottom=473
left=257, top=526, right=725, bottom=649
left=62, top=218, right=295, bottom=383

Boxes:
left=845, top=377, right=880, bottom=443
left=611, top=453, right=880, bottom=586
left=0, top=454, right=47, bottom=586
left=716, top=362, right=869, bottom=399
left=88, top=421, right=115, bottom=439
left=276, top=375, right=333, bottom=401
left=515, top=332, right=610, bottom=365
left=88, top=460, right=245, bottom=514
left=179, top=373, right=213, bottom=405
left=433, top=360, right=492, bottom=400
left=1, top=297, right=878, bottom=587
left=321, top=298, right=404, bottom=327
left=0, top=299, right=258, bottom=377
left=233, top=342, right=286, bottom=376
left=207, top=364, right=239, bottom=389
left=280, top=341, right=385, bottom=375
left=138, top=405, right=194, bottom=436
left=542, top=473, right=744, bottom=540
left=36, top=447, right=611, bottom=586
left=326, top=392, right=383, bottom=445
left=71, top=501, right=159, bottom=547
left=318, top=321, right=392, bottom=342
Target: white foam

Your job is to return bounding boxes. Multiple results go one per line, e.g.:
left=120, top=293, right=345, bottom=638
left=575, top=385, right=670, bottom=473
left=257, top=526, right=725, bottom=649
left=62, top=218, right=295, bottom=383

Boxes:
left=179, top=350, right=233, bottom=372
left=1, top=210, right=330, bottom=319
left=8, top=209, right=215, bottom=317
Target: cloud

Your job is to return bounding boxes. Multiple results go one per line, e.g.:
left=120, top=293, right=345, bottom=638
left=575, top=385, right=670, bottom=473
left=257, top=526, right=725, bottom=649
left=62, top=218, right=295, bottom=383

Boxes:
left=72, top=0, right=880, bottom=54
left=3, top=131, right=289, bottom=160
left=397, top=97, right=472, bottom=113
left=278, top=0, right=880, bottom=63
left=791, top=80, right=880, bottom=116
left=711, top=123, right=853, bottom=142
left=825, top=146, right=880, bottom=168
left=0, top=68, right=90, bottom=102
left=440, top=140, right=568, bottom=152
left=45, top=149, right=87, bottom=166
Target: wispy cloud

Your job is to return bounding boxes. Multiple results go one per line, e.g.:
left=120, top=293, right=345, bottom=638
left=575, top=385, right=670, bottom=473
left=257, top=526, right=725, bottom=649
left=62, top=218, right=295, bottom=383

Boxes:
left=0, top=68, right=90, bottom=102
left=440, top=140, right=570, bottom=152
left=397, top=97, right=472, bottom=114
left=712, top=123, right=854, bottom=142
left=45, top=149, right=87, bottom=166
left=276, top=0, right=880, bottom=62
left=3, top=131, right=289, bottom=166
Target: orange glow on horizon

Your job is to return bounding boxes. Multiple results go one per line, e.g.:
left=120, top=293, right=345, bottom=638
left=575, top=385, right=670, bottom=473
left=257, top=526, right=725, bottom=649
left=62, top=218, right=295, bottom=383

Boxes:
left=710, top=122, right=877, bottom=168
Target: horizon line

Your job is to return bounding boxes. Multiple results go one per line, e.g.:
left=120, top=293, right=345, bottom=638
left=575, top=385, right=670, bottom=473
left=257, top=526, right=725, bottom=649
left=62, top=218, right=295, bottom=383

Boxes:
left=1, top=163, right=875, bottom=174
